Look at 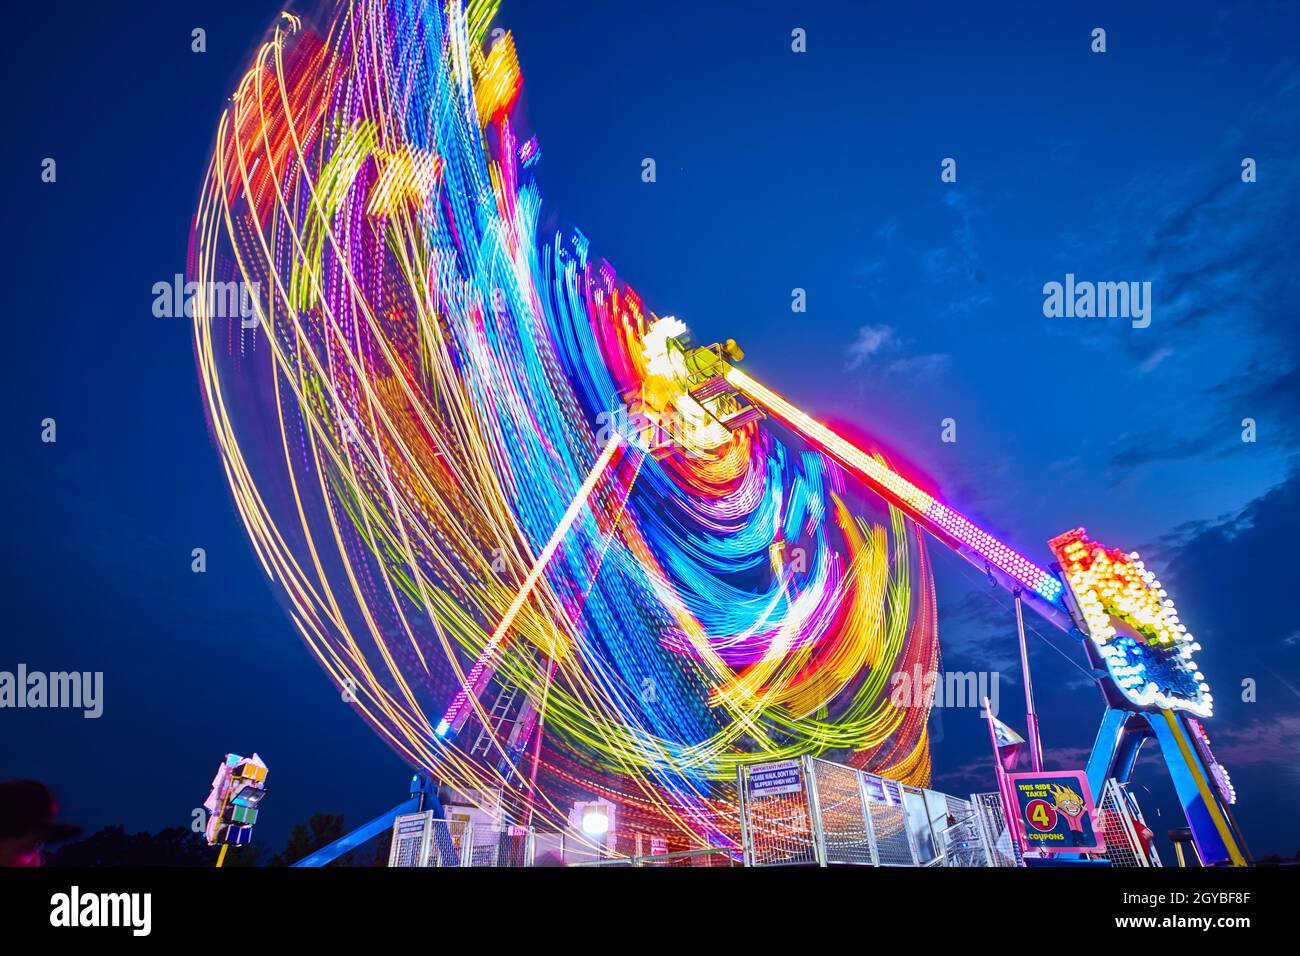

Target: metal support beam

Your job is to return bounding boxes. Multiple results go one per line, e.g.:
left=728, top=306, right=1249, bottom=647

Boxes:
left=292, top=775, right=443, bottom=867
left=292, top=797, right=421, bottom=867
left=1146, top=711, right=1248, bottom=867
left=1013, top=589, right=1044, bottom=772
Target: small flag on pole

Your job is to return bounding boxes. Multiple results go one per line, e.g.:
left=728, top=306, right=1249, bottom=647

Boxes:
left=988, top=713, right=1026, bottom=773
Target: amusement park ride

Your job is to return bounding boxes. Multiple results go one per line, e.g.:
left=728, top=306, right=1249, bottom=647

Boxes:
left=716, top=339, right=1245, bottom=867
left=427, top=323, right=1248, bottom=867
left=190, top=0, right=1249, bottom=867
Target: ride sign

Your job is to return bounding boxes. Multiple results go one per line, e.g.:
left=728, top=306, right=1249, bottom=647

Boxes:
left=748, top=760, right=804, bottom=798
left=1006, top=771, right=1105, bottom=854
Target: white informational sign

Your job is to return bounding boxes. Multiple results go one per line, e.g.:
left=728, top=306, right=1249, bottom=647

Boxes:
left=749, top=759, right=804, bottom=797
left=388, top=811, right=433, bottom=868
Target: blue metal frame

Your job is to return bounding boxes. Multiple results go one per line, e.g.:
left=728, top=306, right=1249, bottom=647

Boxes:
left=292, top=775, right=443, bottom=868
left=1145, top=712, right=1232, bottom=865
left=1083, top=706, right=1242, bottom=866
left=1084, top=707, right=1148, bottom=798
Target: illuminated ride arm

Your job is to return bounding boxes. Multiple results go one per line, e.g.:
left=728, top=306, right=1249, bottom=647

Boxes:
left=720, top=365, right=1211, bottom=720
left=436, top=434, right=626, bottom=739
left=724, top=368, right=1071, bottom=629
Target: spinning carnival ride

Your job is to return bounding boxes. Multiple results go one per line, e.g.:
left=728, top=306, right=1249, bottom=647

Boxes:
left=189, top=0, right=1247, bottom=865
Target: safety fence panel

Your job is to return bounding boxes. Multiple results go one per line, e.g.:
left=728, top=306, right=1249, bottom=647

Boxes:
left=629, top=832, right=667, bottom=859
left=734, top=757, right=990, bottom=866
left=738, top=759, right=819, bottom=866
left=463, top=824, right=534, bottom=867
left=530, top=831, right=570, bottom=866
left=1095, top=779, right=1160, bottom=868
left=425, top=818, right=472, bottom=867
left=531, top=831, right=615, bottom=866
left=388, top=812, right=433, bottom=867
left=929, top=793, right=989, bottom=867
left=903, top=786, right=940, bottom=865
left=501, top=826, right=534, bottom=867
left=971, top=792, right=1022, bottom=867
left=810, top=759, right=876, bottom=865
left=859, top=774, right=917, bottom=866
left=936, top=813, right=992, bottom=867
left=387, top=815, right=480, bottom=866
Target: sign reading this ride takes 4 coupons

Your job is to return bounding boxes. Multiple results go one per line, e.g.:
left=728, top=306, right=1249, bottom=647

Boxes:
left=1007, top=771, right=1105, bottom=854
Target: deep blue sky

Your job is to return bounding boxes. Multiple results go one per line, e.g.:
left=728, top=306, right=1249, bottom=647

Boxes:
left=3, top=0, right=1297, bottom=860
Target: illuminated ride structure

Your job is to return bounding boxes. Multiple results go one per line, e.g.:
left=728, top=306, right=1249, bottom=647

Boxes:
left=190, top=0, right=1247, bottom=866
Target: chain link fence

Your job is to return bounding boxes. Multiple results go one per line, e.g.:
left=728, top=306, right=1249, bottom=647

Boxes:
left=388, top=813, right=528, bottom=867
left=738, top=756, right=993, bottom=866
left=390, top=767, right=1152, bottom=868
left=737, top=759, right=820, bottom=866
left=1095, top=779, right=1161, bottom=867
left=971, top=791, right=1023, bottom=867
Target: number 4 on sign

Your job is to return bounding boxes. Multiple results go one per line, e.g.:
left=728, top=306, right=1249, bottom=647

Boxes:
left=1027, top=799, right=1057, bottom=831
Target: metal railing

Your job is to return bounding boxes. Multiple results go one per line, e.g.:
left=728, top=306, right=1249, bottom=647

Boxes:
left=394, top=765, right=1163, bottom=869
left=738, top=758, right=820, bottom=866
left=1095, top=779, right=1161, bottom=867
left=737, top=756, right=992, bottom=867
left=970, top=791, right=1022, bottom=867
left=572, top=847, right=741, bottom=867
left=388, top=813, right=534, bottom=867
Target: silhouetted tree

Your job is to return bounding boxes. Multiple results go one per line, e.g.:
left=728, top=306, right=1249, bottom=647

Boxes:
left=45, top=825, right=212, bottom=867
left=219, top=842, right=265, bottom=867
left=369, top=830, right=392, bottom=866
left=46, top=812, right=395, bottom=866
left=1255, top=850, right=1300, bottom=866
left=268, top=812, right=351, bottom=866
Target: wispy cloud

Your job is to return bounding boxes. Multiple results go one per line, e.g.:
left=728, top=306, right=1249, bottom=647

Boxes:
left=884, top=352, right=950, bottom=378
left=843, top=323, right=950, bottom=384
left=921, top=189, right=992, bottom=316
left=1138, top=347, right=1173, bottom=374
left=1210, top=713, right=1300, bottom=769
left=844, top=324, right=896, bottom=371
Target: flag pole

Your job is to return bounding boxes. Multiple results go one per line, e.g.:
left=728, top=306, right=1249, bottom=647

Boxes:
left=984, top=696, right=1007, bottom=795
left=985, top=696, right=1027, bottom=866
left=1013, top=588, right=1045, bottom=772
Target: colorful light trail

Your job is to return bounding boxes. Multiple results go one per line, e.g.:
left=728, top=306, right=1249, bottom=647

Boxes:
left=187, top=0, right=1222, bottom=857
left=189, top=0, right=945, bottom=849
left=437, top=433, right=626, bottom=738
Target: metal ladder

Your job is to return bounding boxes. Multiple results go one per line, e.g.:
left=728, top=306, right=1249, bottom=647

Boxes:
left=469, top=681, right=522, bottom=758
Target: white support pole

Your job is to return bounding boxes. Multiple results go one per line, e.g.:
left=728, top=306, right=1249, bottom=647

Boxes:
left=1014, top=588, right=1045, bottom=773
left=803, top=756, right=828, bottom=867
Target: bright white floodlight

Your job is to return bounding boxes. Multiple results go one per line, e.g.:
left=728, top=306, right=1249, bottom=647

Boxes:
left=580, top=808, right=610, bottom=836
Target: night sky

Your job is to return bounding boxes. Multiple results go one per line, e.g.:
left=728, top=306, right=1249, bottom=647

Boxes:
left=3, top=0, right=1297, bottom=860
